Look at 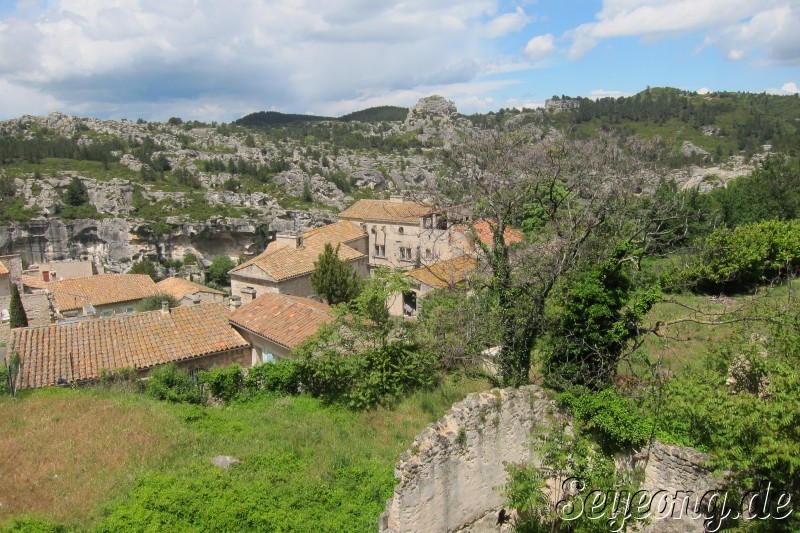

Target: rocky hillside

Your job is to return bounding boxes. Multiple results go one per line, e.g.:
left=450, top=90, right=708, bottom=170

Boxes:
left=1, top=90, right=794, bottom=271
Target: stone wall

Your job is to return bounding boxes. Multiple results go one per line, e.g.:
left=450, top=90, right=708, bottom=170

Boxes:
left=379, top=386, right=719, bottom=533
left=0, top=293, right=51, bottom=345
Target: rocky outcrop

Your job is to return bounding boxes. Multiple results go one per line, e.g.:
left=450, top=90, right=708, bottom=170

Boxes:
left=380, top=386, right=720, bottom=533
left=0, top=212, right=335, bottom=273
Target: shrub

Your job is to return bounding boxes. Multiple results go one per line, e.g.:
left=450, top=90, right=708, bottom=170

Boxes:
left=558, top=388, right=654, bottom=449
left=145, top=364, right=204, bottom=404
left=296, top=340, right=438, bottom=410
left=244, top=361, right=301, bottom=395
left=199, top=364, right=244, bottom=402
left=135, top=293, right=181, bottom=312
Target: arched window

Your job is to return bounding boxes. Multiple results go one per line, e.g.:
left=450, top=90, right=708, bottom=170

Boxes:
left=398, top=227, right=404, bottom=235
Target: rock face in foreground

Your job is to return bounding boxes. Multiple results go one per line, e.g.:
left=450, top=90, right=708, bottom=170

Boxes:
left=379, top=386, right=718, bottom=533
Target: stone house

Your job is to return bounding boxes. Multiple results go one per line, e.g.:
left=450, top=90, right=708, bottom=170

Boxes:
left=0, top=256, right=52, bottom=344
left=47, top=273, right=160, bottom=320
left=29, top=260, right=96, bottom=282
left=156, top=277, right=225, bottom=306
left=338, top=198, right=473, bottom=272
left=228, top=221, right=368, bottom=303
left=388, top=255, right=478, bottom=318
left=7, top=302, right=250, bottom=390
left=229, top=292, right=333, bottom=364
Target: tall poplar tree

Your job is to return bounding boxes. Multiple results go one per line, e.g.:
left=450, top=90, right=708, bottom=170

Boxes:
left=9, top=283, right=28, bottom=328
left=311, top=243, right=362, bottom=305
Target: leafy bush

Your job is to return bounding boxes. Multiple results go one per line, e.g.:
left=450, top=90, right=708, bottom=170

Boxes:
left=199, top=364, right=244, bottom=402
left=244, top=361, right=301, bottom=395
left=207, top=255, right=236, bottom=286
left=558, top=388, right=654, bottom=449
left=135, top=293, right=180, bottom=312
left=145, top=364, right=204, bottom=404
left=129, top=259, right=159, bottom=280
left=296, top=338, right=438, bottom=410
left=676, top=219, right=800, bottom=293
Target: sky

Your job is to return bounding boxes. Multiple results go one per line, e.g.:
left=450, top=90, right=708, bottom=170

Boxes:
left=0, top=0, right=798, bottom=122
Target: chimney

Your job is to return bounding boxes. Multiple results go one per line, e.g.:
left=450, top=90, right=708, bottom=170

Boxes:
left=190, top=294, right=201, bottom=305
left=229, top=295, right=242, bottom=312
left=389, top=194, right=404, bottom=203
left=274, top=232, right=303, bottom=249
left=240, top=286, right=257, bottom=304
left=161, top=300, right=170, bottom=315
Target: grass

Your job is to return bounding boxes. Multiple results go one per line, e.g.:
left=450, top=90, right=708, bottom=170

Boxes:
left=3, top=158, right=139, bottom=182
left=0, top=376, right=489, bottom=531
left=634, top=280, right=798, bottom=373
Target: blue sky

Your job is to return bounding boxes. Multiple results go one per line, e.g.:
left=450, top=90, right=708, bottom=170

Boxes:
left=0, top=0, right=797, bottom=121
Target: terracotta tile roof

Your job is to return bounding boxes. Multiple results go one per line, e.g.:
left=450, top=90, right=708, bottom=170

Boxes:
left=0, top=261, right=8, bottom=275
left=338, top=199, right=433, bottom=223
left=406, top=255, right=478, bottom=289
left=230, top=292, right=333, bottom=350
left=8, top=303, right=249, bottom=389
left=302, top=220, right=366, bottom=246
left=454, top=219, right=523, bottom=249
left=230, top=222, right=366, bottom=281
left=21, top=275, right=47, bottom=290
left=48, top=274, right=160, bottom=312
left=156, top=277, right=225, bottom=300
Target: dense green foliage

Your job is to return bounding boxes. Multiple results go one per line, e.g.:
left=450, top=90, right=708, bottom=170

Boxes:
left=128, top=259, right=159, bottom=280
left=63, top=177, right=89, bottom=206
left=206, top=255, right=236, bottom=287
left=145, top=364, right=204, bottom=404
left=673, top=219, right=800, bottom=293
left=340, top=106, right=408, bottom=122
left=544, top=248, right=660, bottom=389
left=310, top=243, right=362, bottom=305
left=135, top=293, right=180, bottom=312
left=235, top=111, right=335, bottom=126
left=198, top=364, right=244, bottom=402
left=557, top=389, right=654, bottom=449
left=9, top=283, right=28, bottom=328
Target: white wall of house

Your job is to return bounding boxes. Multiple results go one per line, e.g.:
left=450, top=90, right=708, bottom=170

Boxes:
left=234, top=328, right=293, bottom=365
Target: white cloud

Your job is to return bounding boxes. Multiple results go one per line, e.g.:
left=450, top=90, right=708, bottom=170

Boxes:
left=697, top=87, right=711, bottom=94
left=766, top=82, right=799, bottom=95
left=482, top=7, right=531, bottom=38
left=563, top=1, right=800, bottom=65
left=524, top=33, right=556, bottom=62
left=0, top=0, right=516, bottom=120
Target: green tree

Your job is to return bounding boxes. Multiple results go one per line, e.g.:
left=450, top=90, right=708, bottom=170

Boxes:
left=135, top=293, right=181, bottom=312
left=9, top=284, right=28, bottom=328
left=302, top=181, right=313, bottom=203
left=310, top=243, right=362, bottom=305
left=207, top=255, right=236, bottom=287
left=544, top=246, right=660, bottom=390
left=64, top=177, right=89, bottom=206
left=129, top=259, right=159, bottom=281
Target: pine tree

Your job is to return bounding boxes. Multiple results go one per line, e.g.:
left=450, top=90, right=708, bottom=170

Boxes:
left=64, top=177, right=89, bottom=206
left=9, top=283, right=28, bottom=328
left=311, top=243, right=362, bottom=305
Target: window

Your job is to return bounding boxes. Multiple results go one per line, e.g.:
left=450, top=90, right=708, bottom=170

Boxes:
left=126, top=307, right=134, bottom=314
left=398, top=226, right=404, bottom=235
left=425, top=248, right=432, bottom=260
left=100, top=310, right=114, bottom=318
left=400, top=247, right=413, bottom=260
left=374, top=245, right=386, bottom=257
left=260, top=348, right=275, bottom=363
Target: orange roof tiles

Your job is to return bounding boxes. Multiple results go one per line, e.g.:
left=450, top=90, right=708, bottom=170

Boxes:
left=230, top=221, right=366, bottom=281
left=455, top=219, right=523, bottom=249
left=21, top=275, right=47, bottom=290
left=302, top=220, right=366, bottom=246
left=338, top=199, right=433, bottom=223
left=0, top=261, right=8, bottom=276
left=48, top=274, right=160, bottom=312
left=406, top=255, right=477, bottom=289
left=230, top=293, right=333, bottom=350
left=9, top=303, right=249, bottom=389
left=156, top=277, right=225, bottom=300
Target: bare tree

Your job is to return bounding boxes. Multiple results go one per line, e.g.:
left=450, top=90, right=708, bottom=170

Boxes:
left=448, top=129, right=677, bottom=386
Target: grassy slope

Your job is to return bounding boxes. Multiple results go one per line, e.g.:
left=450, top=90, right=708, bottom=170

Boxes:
left=0, top=377, right=489, bottom=532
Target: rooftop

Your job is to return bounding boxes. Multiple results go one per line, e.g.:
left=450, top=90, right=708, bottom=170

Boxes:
left=156, top=277, right=225, bottom=300
left=406, top=255, right=478, bottom=290
left=230, top=222, right=366, bottom=281
left=230, top=292, right=333, bottom=350
left=8, top=302, right=249, bottom=389
left=338, top=199, right=433, bottom=223
left=454, top=219, right=524, bottom=249
left=48, top=274, right=160, bottom=312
